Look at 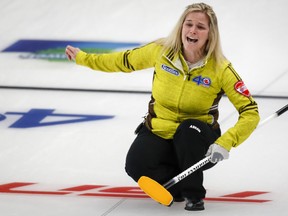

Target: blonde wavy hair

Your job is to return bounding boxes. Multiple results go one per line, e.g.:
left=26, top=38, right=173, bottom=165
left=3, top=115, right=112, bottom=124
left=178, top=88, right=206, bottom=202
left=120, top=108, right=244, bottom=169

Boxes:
left=157, top=3, right=225, bottom=65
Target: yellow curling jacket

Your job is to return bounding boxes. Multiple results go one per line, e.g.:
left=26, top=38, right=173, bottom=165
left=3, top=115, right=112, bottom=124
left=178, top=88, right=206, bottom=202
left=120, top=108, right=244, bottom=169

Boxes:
left=75, top=42, right=260, bottom=151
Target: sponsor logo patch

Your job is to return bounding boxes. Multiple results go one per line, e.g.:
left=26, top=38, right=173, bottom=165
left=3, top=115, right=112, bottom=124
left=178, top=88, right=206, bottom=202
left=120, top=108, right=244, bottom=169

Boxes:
left=161, top=64, right=179, bottom=76
left=234, top=80, right=251, bottom=97
left=192, top=75, right=211, bottom=87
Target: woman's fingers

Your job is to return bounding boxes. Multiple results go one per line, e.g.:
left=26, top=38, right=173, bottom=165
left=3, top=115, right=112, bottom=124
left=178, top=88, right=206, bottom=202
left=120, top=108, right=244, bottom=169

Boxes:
left=65, top=45, right=80, bottom=61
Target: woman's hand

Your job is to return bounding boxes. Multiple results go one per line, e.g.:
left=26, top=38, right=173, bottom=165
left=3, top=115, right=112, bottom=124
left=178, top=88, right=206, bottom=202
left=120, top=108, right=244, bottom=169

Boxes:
left=65, top=45, right=81, bottom=61
left=205, top=143, right=229, bottom=163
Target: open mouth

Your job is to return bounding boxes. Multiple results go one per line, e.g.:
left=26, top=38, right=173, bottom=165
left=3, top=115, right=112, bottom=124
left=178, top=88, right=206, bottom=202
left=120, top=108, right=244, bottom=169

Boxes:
left=187, top=37, right=198, bottom=43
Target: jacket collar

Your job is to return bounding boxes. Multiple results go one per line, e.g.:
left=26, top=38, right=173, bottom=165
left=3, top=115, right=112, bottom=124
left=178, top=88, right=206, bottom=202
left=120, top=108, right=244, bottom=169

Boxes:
left=163, top=49, right=208, bottom=72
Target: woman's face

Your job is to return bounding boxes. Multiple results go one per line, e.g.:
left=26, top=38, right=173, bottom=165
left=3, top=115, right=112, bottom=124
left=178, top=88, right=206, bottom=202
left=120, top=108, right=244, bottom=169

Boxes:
left=181, top=12, right=210, bottom=56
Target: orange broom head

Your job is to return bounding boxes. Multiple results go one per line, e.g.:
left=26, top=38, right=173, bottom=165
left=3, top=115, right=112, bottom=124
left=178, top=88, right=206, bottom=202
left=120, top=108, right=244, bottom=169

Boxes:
left=138, top=176, right=173, bottom=206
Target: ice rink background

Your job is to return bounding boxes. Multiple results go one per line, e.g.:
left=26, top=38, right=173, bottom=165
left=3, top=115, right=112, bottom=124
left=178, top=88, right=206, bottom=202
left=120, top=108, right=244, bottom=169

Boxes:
left=0, top=0, right=287, bottom=215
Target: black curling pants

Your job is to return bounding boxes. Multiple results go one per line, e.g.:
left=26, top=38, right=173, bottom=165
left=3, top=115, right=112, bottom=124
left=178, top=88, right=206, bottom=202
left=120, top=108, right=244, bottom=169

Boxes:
left=125, top=119, right=220, bottom=200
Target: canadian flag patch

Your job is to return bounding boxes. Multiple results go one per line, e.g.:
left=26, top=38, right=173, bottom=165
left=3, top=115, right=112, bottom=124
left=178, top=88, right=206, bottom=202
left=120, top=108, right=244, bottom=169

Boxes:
left=234, top=80, right=251, bottom=97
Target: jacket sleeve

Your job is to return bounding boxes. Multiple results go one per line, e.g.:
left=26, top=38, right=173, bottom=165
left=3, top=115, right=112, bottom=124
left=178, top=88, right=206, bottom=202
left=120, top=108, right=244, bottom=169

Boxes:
left=215, top=64, right=260, bottom=151
left=75, top=42, right=161, bottom=72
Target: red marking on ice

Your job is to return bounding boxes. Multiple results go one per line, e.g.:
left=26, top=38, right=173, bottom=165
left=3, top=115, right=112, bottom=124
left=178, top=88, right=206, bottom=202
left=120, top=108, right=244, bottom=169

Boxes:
left=0, top=182, right=271, bottom=203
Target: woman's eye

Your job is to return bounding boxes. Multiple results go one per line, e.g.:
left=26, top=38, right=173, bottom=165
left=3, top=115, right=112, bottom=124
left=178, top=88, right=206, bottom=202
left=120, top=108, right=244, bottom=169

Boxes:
left=197, top=25, right=206, bottom=30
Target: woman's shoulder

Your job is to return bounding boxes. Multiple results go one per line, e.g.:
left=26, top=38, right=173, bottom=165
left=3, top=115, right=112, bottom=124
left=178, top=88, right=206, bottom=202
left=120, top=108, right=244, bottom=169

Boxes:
left=206, top=56, right=231, bottom=72
left=132, top=40, right=164, bottom=55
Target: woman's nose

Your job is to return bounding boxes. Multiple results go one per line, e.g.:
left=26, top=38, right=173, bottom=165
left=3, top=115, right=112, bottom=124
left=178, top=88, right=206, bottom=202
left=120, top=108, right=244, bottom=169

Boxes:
left=189, top=26, right=197, bottom=34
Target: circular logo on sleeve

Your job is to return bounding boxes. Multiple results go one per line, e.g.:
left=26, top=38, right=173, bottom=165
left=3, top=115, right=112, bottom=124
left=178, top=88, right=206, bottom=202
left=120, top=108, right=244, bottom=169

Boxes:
left=234, top=80, right=251, bottom=97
